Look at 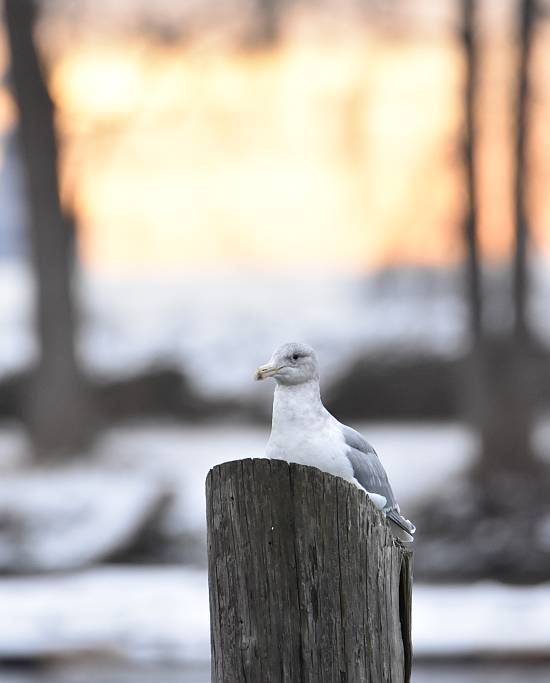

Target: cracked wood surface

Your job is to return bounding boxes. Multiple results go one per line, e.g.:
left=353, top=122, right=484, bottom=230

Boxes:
left=206, top=458, right=412, bottom=683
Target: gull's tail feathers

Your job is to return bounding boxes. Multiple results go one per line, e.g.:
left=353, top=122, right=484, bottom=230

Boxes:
left=386, top=509, right=416, bottom=543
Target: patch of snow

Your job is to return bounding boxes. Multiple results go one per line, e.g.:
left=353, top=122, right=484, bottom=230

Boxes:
left=0, top=262, right=467, bottom=396
left=0, top=568, right=548, bottom=663
left=94, top=422, right=269, bottom=533
left=413, top=582, right=550, bottom=657
left=0, top=567, right=209, bottom=663
left=0, top=264, right=35, bottom=378
left=0, top=468, right=166, bottom=572
left=0, top=420, right=474, bottom=570
left=352, top=421, right=477, bottom=506
left=95, top=420, right=474, bottom=534
left=78, top=269, right=466, bottom=398
left=0, top=422, right=32, bottom=471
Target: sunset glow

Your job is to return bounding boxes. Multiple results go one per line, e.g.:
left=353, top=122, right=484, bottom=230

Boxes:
left=43, top=26, right=550, bottom=273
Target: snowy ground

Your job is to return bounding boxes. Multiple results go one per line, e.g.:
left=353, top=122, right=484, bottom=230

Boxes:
left=94, top=419, right=477, bottom=532
left=0, top=263, right=466, bottom=396
left=4, top=260, right=550, bottom=401
left=0, top=566, right=549, bottom=665
left=0, top=420, right=545, bottom=668
left=2, top=663, right=550, bottom=683
left=0, top=420, right=476, bottom=571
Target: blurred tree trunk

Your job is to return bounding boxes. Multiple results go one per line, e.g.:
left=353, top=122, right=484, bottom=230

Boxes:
left=513, top=0, right=535, bottom=345
left=248, top=0, right=281, bottom=46
left=473, top=0, right=539, bottom=480
left=4, top=0, right=94, bottom=456
left=461, top=0, right=482, bottom=345
left=458, top=0, right=539, bottom=480
left=394, top=0, right=545, bottom=583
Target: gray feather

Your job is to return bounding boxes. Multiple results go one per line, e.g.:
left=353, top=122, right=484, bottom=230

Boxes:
left=341, top=424, right=415, bottom=536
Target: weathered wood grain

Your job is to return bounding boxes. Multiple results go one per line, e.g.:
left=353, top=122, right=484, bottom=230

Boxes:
left=206, top=458, right=412, bottom=683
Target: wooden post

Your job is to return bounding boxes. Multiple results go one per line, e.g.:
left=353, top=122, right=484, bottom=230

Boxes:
left=206, top=458, right=412, bottom=683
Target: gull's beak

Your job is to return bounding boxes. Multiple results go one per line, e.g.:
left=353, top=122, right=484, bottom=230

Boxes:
left=255, top=363, right=280, bottom=381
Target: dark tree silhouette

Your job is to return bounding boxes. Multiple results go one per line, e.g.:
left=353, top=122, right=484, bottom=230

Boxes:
left=4, top=0, right=94, bottom=456
left=474, top=0, right=539, bottom=480
left=246, top=0, right=282, bottom=46
left=414, top=0, right=546, bottom=583
left=513, top=0, right=536, bottom=344
left=461, top=0, right=482, bottom=344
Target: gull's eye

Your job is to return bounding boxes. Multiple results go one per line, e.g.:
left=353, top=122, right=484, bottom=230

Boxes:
left=292, top=353, right=299, bottom=361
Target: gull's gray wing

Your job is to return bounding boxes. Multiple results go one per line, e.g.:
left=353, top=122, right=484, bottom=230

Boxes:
left=341, top=424, right=415, bottom=536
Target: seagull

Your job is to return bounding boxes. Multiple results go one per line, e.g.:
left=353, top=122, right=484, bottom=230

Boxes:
left=255, top=342, right=415, bottom=542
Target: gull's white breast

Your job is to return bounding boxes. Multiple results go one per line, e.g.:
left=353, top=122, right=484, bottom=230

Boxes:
left=266, top=394, right=354, bottom=482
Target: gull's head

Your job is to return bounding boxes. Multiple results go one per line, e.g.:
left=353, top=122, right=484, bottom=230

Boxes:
left=255, top=342, right=319, bottom=386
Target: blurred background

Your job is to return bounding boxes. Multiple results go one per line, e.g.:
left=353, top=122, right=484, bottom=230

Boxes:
left=1, top=0, right=550, bottom=681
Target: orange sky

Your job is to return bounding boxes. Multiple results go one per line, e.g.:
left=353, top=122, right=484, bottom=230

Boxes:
left=52, top=34, right=463, bottom=272
left=4, top=20, right=550, bottom=273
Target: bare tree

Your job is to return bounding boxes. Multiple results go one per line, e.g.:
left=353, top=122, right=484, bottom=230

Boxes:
left=246, top=0, right=282, bottom=46
left=459, top=0, right=539, bottom=479
left=4, top=0, right=94, bottom=456
left=461, top=0, right=482, bottom=344
left=478, top=0, right=539, bottom=479
left=390, top=0, right=546, bottom=583
left=513, top=0, right=536, bottom=344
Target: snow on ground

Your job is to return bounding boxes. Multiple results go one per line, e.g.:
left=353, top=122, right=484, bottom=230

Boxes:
left=2, top=259, right=550, bottom=403
left=96, top=419, right=476, bottom=532
left=78, top=268, right=466, bottom=398
left=0, top=419, right=541, bottom=664
left=0, top=424, right=32, bottom=471
left=2, top=665, right=550, bottom=683
left=414, top=583, right=550, bottom=657
left=0, top=420, right=475, bottom=571
left=0, top=263, right=466, bottom=395
left=93, top=421, right=272, bottom=534
left=352, top=422, right=477, bottom=506
left=0, top=467, right=166, bottom=572
left=0, top=567, right=548, bottom=663
left=0, top=568, right=209, bottom=662
left=0, top=264, right=35, bottom=378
